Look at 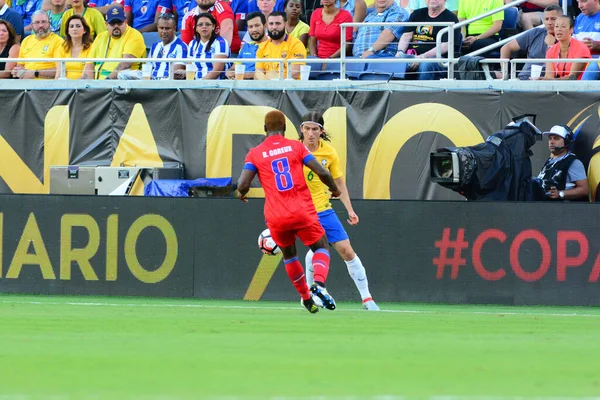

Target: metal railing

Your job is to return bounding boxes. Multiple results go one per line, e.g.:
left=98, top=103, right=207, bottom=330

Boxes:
left=437, top=0, right=569, bottom=65
left=435, top=0, right=527, bottom=64
left=509, top=57, right=594, bottom=80
left=340, top=21, right=456, bottom=79
left=1, top=57, right=292, bottom=80
left=5, top=56, right=591, bottom=82
left=2, top=1, right=575, bottom=82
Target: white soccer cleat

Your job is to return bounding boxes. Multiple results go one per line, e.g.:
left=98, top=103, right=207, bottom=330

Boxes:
left=363, top=300, right=380, bottom=311
left=310, top=283, right=336, bottom=310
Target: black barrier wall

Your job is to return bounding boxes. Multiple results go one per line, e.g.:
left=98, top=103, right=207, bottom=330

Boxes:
left=3, top=89, right=600, bottom=201
left=2, top=195, right=600, bottom=306
left=0, top=195, right=195, bottom=297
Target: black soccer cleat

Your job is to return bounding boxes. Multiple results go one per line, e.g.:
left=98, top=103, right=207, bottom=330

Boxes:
left=303, top=298, right=320, bottom=314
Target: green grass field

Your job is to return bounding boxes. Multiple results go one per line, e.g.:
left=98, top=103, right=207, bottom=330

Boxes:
left=1, top=295, right=600, bottom=400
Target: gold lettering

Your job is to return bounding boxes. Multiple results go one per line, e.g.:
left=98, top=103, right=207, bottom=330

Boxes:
left=244, top=253, right=282, bottom=300
left=363, top=104, right=483, bottom=199
left=0, top=106, right=69, bottom=194
left=106, top=214, right=118, bottom=281
left=112, top=104, right=164, bottom=167
left=125, top=214, right=177, bottom=283
left=6, top=213, right=55, bottom=279
left=59, top=214, right=100, bottom=280
left=206, top=105, right=299, bottom=198
left=323, top=107, right=347, bottom=179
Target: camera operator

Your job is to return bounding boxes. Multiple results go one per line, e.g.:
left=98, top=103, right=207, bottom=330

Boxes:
left=536, top=125, right=589, bottom=201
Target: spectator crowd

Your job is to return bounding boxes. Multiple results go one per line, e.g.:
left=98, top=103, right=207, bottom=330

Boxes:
left=0, top=0, right=596, bottom=81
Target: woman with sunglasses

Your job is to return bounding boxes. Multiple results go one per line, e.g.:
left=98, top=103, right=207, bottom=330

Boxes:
left=187, top=12, right=230, bottom=79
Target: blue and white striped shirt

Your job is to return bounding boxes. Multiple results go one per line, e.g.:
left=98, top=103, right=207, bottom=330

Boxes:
left=149, top=37, right=188, bottom=79
left=188, top=35, right=231, bottom=79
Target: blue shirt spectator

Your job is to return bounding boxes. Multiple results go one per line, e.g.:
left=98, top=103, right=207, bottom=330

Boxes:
left=13, top=0, right=42, bottom=31
left=171, top=0, right=192, bottom=26
left=248, top=0, right=284, bottom=14
left=230, top=0, right=248, bottom=23
left=237, top=40, right=259, bottom=71
left=335, top=0, right=355, bottom=15
left=226, top=11, right=266, bottom=79
left=352, top=0, right=408, bottom=57
left=88, top=0, right=124, bottom=15
left=574, top=5, right=600, bottom=56
left=0, top=1, right=24, bottom=39
left=124, top=0, right=171, bottom=31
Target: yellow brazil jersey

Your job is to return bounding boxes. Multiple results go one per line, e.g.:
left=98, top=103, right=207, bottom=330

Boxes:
left=18, top=33, right=64, bottom=74
left=60, top=8, right=107, bottom=40
left=87, top=26, right=146, bottom=80
left=256, top=34, right=306, bottom=78
left=303, top=140, right=343, bottom=213
left=56, top=45, right=92, bottom=79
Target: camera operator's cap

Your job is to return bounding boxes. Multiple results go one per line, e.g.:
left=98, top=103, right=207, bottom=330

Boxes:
left=543, top=125, right=570, bottom=139
left=106, top=6, right=126, bottom=23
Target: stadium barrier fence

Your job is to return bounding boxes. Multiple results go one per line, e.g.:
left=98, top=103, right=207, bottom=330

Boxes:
left=1, top=195, right=600, bottom=306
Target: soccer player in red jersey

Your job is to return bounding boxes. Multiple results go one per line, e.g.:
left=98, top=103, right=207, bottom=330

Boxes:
left=181, top=0, right=241, bottom=53
left=237, top=110, right=341, bottom=314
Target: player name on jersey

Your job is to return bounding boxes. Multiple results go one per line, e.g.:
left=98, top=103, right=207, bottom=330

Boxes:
left=262, top=145, right=293, bottom=158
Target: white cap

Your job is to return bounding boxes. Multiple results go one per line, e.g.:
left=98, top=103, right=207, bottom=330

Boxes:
left=543, top=125, right=570, bottom=139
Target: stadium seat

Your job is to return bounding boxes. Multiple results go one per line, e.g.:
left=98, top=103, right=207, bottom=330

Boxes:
left=358, top=59, right=406, bottom=80
left=238, top=30, right=246, bottom=42
left=487, top=9, right=519, bottom=59
left=142, top=32, right=161, bottom=51
left=500, top=7, right=519, bottom=40
left=315, top=58, right=367, bottom=80
left=304, top=56, right=323, bottom=79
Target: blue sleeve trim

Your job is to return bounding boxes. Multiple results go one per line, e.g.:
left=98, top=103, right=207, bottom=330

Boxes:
left=243, top=162, right=257, bottom=172
left=303, top=154, right=316, bottom=165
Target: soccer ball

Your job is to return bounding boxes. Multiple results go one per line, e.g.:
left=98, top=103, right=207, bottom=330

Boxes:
left=258, top=228, right=281, bottom=255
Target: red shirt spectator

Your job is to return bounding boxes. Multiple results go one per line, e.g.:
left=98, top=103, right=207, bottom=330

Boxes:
left=546, top=38, right=591, bottom=79
left=308, top=7, right=352, bottom=58
left=181, top=0, right=241, bottom=52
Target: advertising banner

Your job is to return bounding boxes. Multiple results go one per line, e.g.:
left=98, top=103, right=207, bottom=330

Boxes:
left=0, top=195, right=194, bottom=297
left=2, top=89, right=600, bottom=200
left=2, top=195, right=600, bottom=306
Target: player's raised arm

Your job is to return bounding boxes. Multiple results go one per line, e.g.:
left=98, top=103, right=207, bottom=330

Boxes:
left=306, top=158, right=341, bottom=198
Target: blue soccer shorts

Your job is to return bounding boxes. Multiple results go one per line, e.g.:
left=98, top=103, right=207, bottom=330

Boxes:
left=317, top=208, right=349, bottom=244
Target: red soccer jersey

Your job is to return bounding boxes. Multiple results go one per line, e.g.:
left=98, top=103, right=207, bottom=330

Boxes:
left=181, top=1, right=241, bottom=52
left=244, top=135, right=319, bottom=230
